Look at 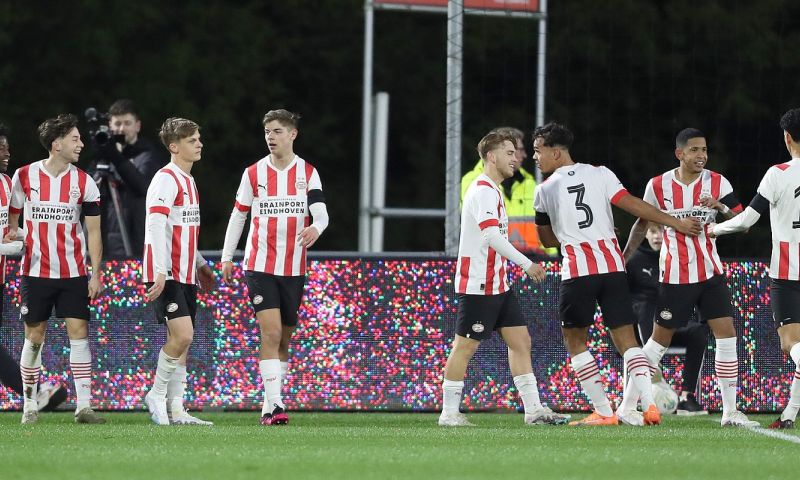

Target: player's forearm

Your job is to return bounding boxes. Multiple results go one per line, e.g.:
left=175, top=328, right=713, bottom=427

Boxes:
left=195, top=250, right=207, bottom=269
left=481, top=227, right=533, bottom=271
left=623, top=218, right=648, bottom=261
left=87, top=220, right=103, bottom=276
left=221, top=209, right=248, bottom=262
left=8, top=213, right=19, bottom=232
left=537, top=226, right=559, bottom=248
left=309, top=202, right=329, bottom=235
left=713, top=206, right=760, bottom=236
left=617, top=195, right=683, bottom=233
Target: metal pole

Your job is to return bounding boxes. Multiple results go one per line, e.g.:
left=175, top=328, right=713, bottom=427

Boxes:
left=371, top=92, right=389, bottom=252
left=444, top=0, right=463, bottom=256
left=534, top=0, right=547, bottom=184
left=359, top=1, right=375, bottom=252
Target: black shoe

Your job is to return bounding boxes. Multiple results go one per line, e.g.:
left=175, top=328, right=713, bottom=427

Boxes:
left=769, top=417, right=794, bottom=429
left=38, top=383, right=68, bottom=412
left=676, top=395, right=708, bottom=416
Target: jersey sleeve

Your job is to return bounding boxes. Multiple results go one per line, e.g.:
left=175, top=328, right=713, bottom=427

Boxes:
left=469, top=186, right=501, bottom=231
left=82, top=177, right=101, bottom=216
left=307, top=167, right=325, bottom=206
left=308, top=167, right=323, bottom=191
left=146, top=172, right=179, bottom=216
left=756, top=167, right=779, bottom=205
left=9, top=169, right=24, bottom=214
left=642, top=178, right=658, bottom=207
left=533, top=186, right=547, bottom=214
left=601, top=167, right=629, bottom=205
left=233, top=169, right=255, bottom=212
left=718, top=175, right=742, bottom=212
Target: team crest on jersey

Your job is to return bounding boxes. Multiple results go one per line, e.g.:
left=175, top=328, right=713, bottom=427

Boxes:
left=20, top=305, right=28, bottom=315
left=166, top=303, right=179, bottom=313
left=69, top=187, right=81, bottom=199
left=568, top=171, right=575, bottom=176
left=659, top=309, right=673, bottom=321
left=296, top=180, right=307, bottom=190
left=471, top=323, right=485, bottom=333
left=253, top=295, right=263, bottom=305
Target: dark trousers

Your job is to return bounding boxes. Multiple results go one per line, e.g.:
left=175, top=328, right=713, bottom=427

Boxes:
left=0, top=345, right=23, bottom=394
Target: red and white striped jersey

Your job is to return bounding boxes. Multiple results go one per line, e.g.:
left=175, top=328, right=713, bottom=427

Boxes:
left=643, top=169, right=742, bottom=284
left=533, top=163, right=628, bottom=280
left=9, top=161, right=99, bottom=279
left=233, top=155, right=322, bottom=277
left=0, top=173, right=12, bottom=282
left=754, top=159, right=800, bottom=280
left=142, top=162, right=200, bottom=285
left=456, top=174, right=510, bottom=295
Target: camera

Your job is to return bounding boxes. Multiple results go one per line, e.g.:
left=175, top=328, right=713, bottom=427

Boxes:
left=84, top=107, right=123, bottom=146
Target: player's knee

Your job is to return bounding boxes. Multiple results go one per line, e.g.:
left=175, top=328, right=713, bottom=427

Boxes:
left=261, top=328, right=282, bottom=347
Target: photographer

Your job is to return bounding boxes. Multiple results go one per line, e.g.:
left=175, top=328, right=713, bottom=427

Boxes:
left=87, top=99, right=166, bottom=257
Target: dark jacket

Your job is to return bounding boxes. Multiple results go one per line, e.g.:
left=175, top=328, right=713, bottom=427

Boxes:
left=88, top=138, right=166, bottom=258
left=626, top=243, right=660, bottom=306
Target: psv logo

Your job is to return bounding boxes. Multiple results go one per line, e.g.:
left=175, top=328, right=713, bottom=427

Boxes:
left=69, top=187, right=81, bottom=199
left=295, top=181, right=307, bottom=190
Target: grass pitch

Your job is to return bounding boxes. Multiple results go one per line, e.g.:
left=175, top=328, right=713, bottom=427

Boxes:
left=0, top=412, right=795, bottom=480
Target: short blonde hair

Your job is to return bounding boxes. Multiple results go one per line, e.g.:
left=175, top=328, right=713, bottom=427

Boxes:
left=477, top=131, right=515, bottom=161
left=159, top=117, right=200, bottom=149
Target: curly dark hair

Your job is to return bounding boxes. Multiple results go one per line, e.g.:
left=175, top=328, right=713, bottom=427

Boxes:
left=38, top=114, right=78, bottom=152
left=780, top=108, right=800, bottom=142
left=532, top=122, right=573, bottom=150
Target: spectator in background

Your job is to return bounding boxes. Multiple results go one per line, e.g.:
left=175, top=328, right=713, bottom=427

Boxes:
left=461, top=127, right=557, bottom=256
left=88, top=99, right=165, bottom=258
left=627, top=222, right=710, bottom=415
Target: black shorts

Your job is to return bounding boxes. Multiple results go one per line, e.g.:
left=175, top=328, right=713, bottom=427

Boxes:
left=770, top=278, right=800, bottom=329
left=455, top=291, right=526, bottom=341
left=147, top=280, right=198, bottom=324
left=559, top=272, right=635, bottom=330
left=653, top=275, right=734, bottom=329
left=244, top=271, right=304, bottom=326
left=20, top=275, right=90, bottom=324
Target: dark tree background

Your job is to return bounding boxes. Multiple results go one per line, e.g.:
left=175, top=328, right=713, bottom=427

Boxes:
left=1, top=0, right=799, bottom=256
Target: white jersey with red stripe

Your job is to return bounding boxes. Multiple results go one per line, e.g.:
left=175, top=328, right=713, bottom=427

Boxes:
left=455, top=174, right=511, bottom=295
left=533, top=163, right=628, bottom=280
left=142, top=162, right=200, bottom=285
left=643, top=169, right=741, bottom=284
left=0, top=173, right=12, bottom=282
left=9, top=161, right=99, bottom=279
left=754, top=159, right=800, bottom=280
left=233, top=155, right=321, bottom=276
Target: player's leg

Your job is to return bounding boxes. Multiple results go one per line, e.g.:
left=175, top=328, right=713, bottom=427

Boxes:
left=701, top=276, right=757, bottom=427
left=600, top=273, right=658, bottom=424
left=439, top=334, right=480, bottom=426
left=769, top=279, right=800, bottom=429
left=19, top=276, right=56, bottom=424
left=641, top=281, right=688, bottom=376
left=145, top=280, right=194, bottom=425
left=671, top=323, right=709, bottom=415
left=57, top=276, right=105, bottom=424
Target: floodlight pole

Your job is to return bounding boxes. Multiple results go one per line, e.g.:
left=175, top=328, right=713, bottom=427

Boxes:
left=534, top=0, right=548, bottom=184
left=359, top=1, right=375, bottom=252
left=444, top=0, right=464, bottom=256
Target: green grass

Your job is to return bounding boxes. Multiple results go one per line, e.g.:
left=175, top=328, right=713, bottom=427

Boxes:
left=0, top=412, right=795, bottom=480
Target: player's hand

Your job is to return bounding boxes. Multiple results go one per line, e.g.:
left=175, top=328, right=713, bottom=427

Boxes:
left=525, top=263, right=546, bottom=283
left=706, top=223, right=718, bottom=238
left=198, top=264, right=216, bottom=292
left=88, top=273, right=103, bottom=301
left=221, top=261, right=234, bottom=285
left=297, top=226, right=320, bottom=248
left=147, top=273, right=166, bottom=302
left=675, top=217, right=702, bottom=236
left=698, top=196, right=724, bottom=212
left=3, top=228, right=17, bottom=243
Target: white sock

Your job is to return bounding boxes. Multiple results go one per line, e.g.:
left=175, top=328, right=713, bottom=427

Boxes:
left=151, top=349, right=179, bottom=401
left=442, top=379, right=464, bottom=415
left=642, top=338, right=668, bottom=375
left=782, top=343, right=800, bottom=421
left=280, top=361, right=289, bottom=382
left=622, top=347, right=654, bottom=410
left=260, top=359, right=284, bottom=415
left=513, top=373, right=543, bottom=414
left=69, top=338, right=92, bottom=412
left=20, top=339, right=43, bottom=412
left=571, top=351, right=613, bottom=417
left=167, top=364, right=187, bottom=414
left=714, top=337, right=738, bottom=416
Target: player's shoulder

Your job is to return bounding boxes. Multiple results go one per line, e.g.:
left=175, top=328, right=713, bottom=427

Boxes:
left=768, top=160, right=796, bottom=173
left=464, top=175, right=498, bottom=199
